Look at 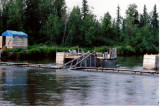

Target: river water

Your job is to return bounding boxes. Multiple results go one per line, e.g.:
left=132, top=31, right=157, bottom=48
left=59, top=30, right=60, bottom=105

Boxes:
left=0, top=56, right=159, bottom=106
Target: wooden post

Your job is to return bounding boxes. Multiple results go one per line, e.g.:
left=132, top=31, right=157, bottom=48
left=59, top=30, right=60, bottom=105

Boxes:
left=80, top=61, right=82, bottom=67
left=85, top=59, right=87, bottom=67
left=78, top=48, right=79, bottom=54
left=70, top=60, right=73, bottom=67
left=90, top=55, right=91, bottom=67
left=76, top=59, right=79, bottom=65
left=94, top=54, right=96, bottom=67
left=0, top=50, right=1, bottom=60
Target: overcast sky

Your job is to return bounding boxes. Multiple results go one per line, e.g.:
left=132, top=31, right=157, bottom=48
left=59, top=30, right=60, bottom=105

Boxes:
left=65, top=0, right=160, bottom=20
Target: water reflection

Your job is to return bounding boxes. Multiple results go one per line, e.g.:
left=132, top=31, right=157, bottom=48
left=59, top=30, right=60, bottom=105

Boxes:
left=26, top=69, right=65, bottom=105
left=117, top=55, right=143, bottom=68
left=0, top=66, right=158, bottom=106
left=117, top=55, right=159, bottom=72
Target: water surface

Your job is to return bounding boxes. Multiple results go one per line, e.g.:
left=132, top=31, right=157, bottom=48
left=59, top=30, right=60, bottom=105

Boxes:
left=0, top=55, right=159, bottom=106
left=0, top=65, right=158, bottom=106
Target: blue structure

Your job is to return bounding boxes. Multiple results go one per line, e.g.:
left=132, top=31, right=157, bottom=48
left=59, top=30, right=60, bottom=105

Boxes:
left=2, top=30, right=28, bottom=38
left=0, top=30, right=28, bottom=49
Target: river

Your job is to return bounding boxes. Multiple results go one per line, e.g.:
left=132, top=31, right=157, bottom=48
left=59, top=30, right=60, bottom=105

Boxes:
left=0, top=56, right=159, bottom=106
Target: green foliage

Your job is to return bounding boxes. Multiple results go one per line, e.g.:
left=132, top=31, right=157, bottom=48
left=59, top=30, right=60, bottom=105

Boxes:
left=151, top=5, right=159, bottom=30
left=3, top=48, right=24, bottom=53
left=25, top=0, right=40, bottom=43
left=2, top=0, right=25, bottom=31
left=114, top=45, right=135, bottom=55
left=41, top=47, right=56, bottom=54
left=82, top=0, right=89, bottom=19
left=115, top=5, right=121, bottom=40
left=53, top=0, right=66, bottom=18
left=38, top=0, right=54, bottom=26
left=27, top=48, right=41, bottom=56
left=17, top=49, right=26, bottom=58
left=101, top=12, right=116, bottom=43
left=65, top=6, right=83, bottom=46
left=43, top=14, right=63, bottom=45
left=0, top=0, right=158, bottom=55
left=83, top=14, right=99, bottom=46
left=94, top=46, right=109, bottom=52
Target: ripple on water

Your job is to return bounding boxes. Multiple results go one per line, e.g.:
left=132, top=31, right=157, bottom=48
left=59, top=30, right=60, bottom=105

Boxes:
left=0, top=63, right=158, bottom=106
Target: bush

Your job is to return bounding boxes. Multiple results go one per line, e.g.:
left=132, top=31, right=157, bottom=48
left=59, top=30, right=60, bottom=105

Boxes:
left=94, top=46, right=109, bottom=52
left=3, top=48, right=24, bottom=53
left=27, top=48, right=41, bottom=56
left=17, top=50, right=26, bottom=58
left=119, top=45, right=135, bottom=55
left=3, top=43, right=158, bottom=59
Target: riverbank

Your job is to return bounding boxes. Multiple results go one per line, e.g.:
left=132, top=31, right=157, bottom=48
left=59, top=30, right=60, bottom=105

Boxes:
left=1, top=44, right=158, bottom=60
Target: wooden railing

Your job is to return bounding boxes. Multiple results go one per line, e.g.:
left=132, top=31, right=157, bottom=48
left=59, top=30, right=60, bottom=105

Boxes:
left=61, top=52, right=96, bottom=69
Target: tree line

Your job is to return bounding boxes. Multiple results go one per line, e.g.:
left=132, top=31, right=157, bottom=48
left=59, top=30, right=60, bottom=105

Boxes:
left=0, top=0, right=159, bottom=54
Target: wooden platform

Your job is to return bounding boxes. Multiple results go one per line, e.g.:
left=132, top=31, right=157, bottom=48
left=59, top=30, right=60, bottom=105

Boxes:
left=56, top=49, right=117, bottom=65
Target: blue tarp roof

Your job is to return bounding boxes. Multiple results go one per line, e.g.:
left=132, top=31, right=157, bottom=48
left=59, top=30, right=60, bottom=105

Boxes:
left=2, top=30, right=28, bottom=38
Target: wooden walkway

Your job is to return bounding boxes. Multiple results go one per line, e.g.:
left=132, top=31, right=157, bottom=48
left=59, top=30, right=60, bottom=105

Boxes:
left=0, top=61, right=158, bottom=76
left=70, top=67, right=159, bottom=76
left=0, top=62, right=61, bottom=69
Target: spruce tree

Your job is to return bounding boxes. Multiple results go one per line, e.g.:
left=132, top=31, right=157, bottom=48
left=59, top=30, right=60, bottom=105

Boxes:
left=116, top=5, right=121, bottom=41
left=143, top=5, right=147, bottom=26
left=116, top=5, right=121, bottom=28
left=0, top=9, right=3, bottom=34
left=151, top=4, right=159, bottom=30
left=139, top=14, right=144, bottom=27
left=122, top=19, right=126, bottom=33
left=101, top=12, right=115, bottom=45
left=140, top=5, right=149, bottom=27
left=125, top=4, right=139, bottom=37
left=66, top=6, right=83, bottom=46
left=53, top=0, right=66, bottom=18
left=82, top=0, right=89, bottom=19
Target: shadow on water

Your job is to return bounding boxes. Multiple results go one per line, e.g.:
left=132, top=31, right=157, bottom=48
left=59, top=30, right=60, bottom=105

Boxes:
left=3, top=57, right=56, bottom=64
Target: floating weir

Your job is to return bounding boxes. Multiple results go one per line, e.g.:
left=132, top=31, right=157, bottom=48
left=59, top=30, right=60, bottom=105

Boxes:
left=0, top=48, right=158, bottom=76
left=56, top=48, right=117, bottom=67
left=0, top=61, right=158, bottom=76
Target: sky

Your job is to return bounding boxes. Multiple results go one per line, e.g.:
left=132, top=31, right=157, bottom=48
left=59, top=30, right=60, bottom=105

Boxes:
left=65, top=0, right=160, bottom=20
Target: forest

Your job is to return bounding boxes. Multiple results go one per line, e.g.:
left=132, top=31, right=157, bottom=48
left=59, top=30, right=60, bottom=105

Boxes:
left=0, top=0, right=159, bottom=55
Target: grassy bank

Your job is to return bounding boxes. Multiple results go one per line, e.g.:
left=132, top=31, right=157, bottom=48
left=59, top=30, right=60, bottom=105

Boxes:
left=2, top=44, right=159, bottom=60
left=2, top=45, right=81, bottom=59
